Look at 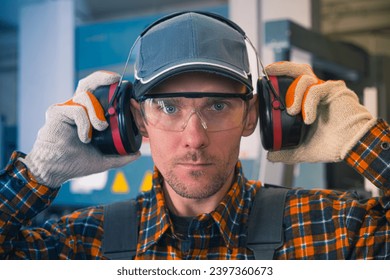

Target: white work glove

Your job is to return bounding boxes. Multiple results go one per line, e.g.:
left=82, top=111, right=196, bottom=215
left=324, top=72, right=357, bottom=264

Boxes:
left=21, top=71, right=140, bottom=188
left=264, top=61, right=376, bottom=164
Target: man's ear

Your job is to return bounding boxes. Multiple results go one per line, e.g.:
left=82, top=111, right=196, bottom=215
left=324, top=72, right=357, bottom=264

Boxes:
left=130, top=99, right=149, bottom=138
left=242, top=95, right=258, bottom=137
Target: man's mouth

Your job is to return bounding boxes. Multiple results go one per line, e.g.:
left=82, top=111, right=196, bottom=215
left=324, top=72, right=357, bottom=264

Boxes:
left=178, top=162, right=212, bottom=167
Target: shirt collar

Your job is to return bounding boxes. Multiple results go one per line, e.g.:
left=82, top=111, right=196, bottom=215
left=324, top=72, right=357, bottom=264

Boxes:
left=209, top=161, right=253, bottom=249
left=137, top=161, right=256, bottom=253
left=137, top=169, right=171, bottom=253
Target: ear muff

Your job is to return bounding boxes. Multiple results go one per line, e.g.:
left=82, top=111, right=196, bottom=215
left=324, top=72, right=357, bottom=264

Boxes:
left=258, top=75, right=308, bottom=151
left=91, top=81, right=142, bottom=155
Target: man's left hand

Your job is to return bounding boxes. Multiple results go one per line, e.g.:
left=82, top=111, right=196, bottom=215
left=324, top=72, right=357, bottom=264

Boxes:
left=264, top=61, right=376, bottom=164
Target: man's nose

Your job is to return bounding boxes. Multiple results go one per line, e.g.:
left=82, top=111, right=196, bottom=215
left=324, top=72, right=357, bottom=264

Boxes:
left=181, top=111, right=209, bottom=149
left=181, top=110, right=207, bottom=130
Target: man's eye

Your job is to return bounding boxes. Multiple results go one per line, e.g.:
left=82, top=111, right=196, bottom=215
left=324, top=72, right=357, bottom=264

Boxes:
left=211, top=102, right=226, bottom=111
left=162, top=105, right=177, bottom=114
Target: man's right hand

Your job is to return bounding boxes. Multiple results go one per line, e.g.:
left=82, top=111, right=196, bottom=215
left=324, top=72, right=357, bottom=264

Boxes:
left=21, top=71, right=140, bottom=188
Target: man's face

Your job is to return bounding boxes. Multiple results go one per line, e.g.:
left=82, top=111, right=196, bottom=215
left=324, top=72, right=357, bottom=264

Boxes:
left=132, top=72, right=257, bottom=200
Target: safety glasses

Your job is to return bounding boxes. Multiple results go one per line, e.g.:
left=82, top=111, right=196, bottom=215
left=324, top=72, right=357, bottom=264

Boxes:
left=139, top=92, right=253, bottom=132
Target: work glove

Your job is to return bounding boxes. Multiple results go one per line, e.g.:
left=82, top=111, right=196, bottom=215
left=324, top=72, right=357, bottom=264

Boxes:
left=21, top=71, right=140, bottom=188
left=264, top=61, right=376, bottom=164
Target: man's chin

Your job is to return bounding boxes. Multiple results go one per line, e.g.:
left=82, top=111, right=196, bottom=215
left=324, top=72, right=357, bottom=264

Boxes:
left=165, top=173, right=224, bottom=200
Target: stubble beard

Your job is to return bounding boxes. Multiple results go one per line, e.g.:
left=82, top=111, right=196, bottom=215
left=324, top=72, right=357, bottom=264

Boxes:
left=163, top=152, right=232, bottom=200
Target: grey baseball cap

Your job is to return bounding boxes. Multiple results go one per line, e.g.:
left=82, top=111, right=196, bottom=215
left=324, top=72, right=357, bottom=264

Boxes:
left=133, top=12, right=253, bottom=100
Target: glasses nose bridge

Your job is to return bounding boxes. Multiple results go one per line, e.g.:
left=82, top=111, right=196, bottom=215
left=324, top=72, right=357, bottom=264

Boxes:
left=181, top=108, right=208, bottom=131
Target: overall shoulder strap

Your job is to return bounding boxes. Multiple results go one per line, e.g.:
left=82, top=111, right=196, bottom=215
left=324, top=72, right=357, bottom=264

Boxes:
left=246, top=184, right=289, bottom=260
left=102, top=199, right=138, bottom=260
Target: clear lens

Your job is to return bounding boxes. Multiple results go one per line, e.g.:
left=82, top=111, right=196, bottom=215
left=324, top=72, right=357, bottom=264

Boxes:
left=141, top=96, right=247, bottom=132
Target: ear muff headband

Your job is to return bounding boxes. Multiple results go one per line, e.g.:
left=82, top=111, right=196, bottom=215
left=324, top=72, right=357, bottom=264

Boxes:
left=92, top=11, right=307, bottom=155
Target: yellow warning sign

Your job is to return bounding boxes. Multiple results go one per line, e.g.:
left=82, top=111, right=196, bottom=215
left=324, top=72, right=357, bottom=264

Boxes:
left=140, top=171, right=153, bottom=192
left=111, top=171, right=130, bottom=193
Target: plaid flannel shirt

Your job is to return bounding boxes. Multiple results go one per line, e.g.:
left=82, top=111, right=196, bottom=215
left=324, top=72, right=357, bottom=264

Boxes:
left=0, top=119, right=389, bottom=259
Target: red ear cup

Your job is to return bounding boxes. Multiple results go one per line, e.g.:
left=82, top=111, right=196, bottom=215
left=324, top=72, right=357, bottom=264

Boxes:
left=258, top=75, right=308, bottom=151
left=91, top=81, right=142, bottom=155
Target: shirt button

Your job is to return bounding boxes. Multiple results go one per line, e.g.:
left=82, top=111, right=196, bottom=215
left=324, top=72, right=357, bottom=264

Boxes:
left=381, top=142, right=390, bottom=150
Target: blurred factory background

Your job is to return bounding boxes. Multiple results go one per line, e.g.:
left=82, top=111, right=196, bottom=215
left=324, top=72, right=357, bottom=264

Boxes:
left=0, top=0, right=389, bottom=221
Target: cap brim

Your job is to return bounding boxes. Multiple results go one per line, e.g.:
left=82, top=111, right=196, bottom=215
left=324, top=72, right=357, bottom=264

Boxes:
left=133, top=61, right=253, bottom=100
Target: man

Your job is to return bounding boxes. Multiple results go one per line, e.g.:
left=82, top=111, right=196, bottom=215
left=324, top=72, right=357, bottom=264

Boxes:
left=0, top=12, right=389, bottom=260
